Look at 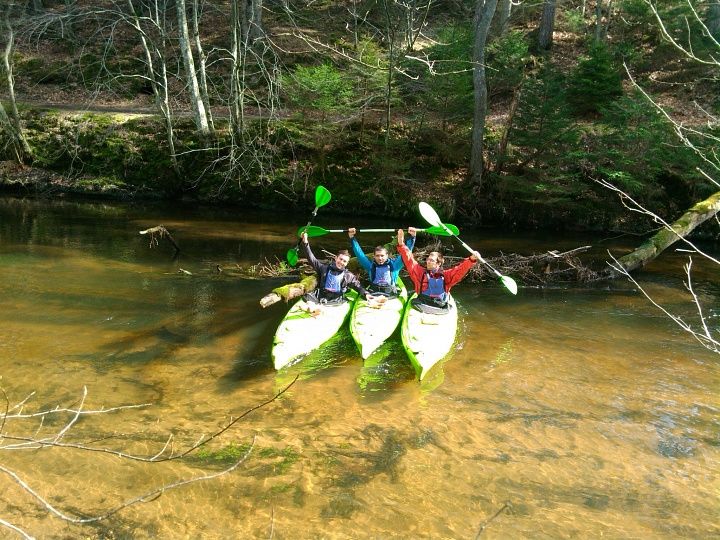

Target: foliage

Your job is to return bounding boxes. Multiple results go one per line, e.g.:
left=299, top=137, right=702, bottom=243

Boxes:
left=561, top=8, right=586, bottom=34
left=487, top=30, right=530, bottom=95
left=566, top=42, right=623, bottom=115
left=282, top=63, right=355, bottom=119
left=343, top=38, right=388, bottom=111
left=414, top=25, right=474, bottom=128
left=509, top=65, right=580, bottom=170
left=593, top=92, right=707, bottom=206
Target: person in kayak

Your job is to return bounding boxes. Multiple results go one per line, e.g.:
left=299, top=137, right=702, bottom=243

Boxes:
left=347, top=226, right=417, bottom=297
left=396, top=228, right=480, bottom=312
left=301, top=232, right=370, bottom=312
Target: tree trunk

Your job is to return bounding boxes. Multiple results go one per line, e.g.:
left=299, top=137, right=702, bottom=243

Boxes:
left=191, top=0, right=214, bottom=134
left=176, top=0, right=210, bottom=137
left=706, top=1, right=720, bottom=38
left=126, top=0, right=180, bottom=177
left=469, top=0, right=499, bottom=191
left=249, top=0, right=263, bottom=42
left=2, top=2, right=33, bottom=164
left=259, top=275, right=317, bottom=308
left=382, top=0, right=395, bottom=147
left=229, top=0, right=246, bottom=148
left=537, top=0, right=557, bottom=51
left=494, top=84, right=522, bottom=174
left=608, top=191, right=720, bottom=275
left=490, top=0, right=512, bottom=37
left=595, top=0, right=605, bottom=41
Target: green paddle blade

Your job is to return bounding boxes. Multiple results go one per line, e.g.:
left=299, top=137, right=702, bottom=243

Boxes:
left=315, top=185, right=332, bottom=207
left=500, top=275, right=518, bottom=295
left=426, top=224, right=459, bottom=236
left=297, top=225, right=337, bottom=238
left=286, top=248, right=299, bottom=267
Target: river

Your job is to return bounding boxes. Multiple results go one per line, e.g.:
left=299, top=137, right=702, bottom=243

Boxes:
left=0, top=196, right=718, bottom=539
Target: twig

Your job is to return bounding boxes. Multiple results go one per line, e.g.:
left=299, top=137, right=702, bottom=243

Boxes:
left=1, top=377, right=300, bottom=461
left=0, top=439, right=255, bottom=525
left=0, top=518, right=35, bottom=540
left=474, top=501, right=511, bottom=538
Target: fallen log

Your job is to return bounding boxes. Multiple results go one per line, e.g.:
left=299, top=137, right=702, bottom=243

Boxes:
left=259, top=274, right=317, bottom=308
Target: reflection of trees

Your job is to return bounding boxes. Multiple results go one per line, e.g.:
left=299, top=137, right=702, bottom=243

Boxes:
left=0, top=380, right=295, bottom=537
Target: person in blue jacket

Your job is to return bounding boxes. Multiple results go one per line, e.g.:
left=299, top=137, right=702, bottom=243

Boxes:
left=347, top=227, right=416, bottom=297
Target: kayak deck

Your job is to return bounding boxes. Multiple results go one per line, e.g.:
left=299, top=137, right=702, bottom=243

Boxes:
left=400, top=293, right=458, bottom=379
left=272, top=291, right=357, bottom=369
left=349, top=279, right=408, bottom=359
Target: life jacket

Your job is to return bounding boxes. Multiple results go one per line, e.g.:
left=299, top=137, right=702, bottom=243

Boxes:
left=323, top=267, right=346, bottom=293
left=367, top=261, right=396, bottom=295
left=371, top=262, right=392, bottom=286
left=420, top=270, right=446, bottom=299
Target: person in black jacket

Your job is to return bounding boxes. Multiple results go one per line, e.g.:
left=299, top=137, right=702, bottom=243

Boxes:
left=301, top=232, right=370, bottom=311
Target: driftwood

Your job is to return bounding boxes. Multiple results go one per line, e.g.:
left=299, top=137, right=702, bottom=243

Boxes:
left=139, top=225, right=180, bottom=255
left=607, top=190, right=720, bottom=275
left=259, top=273, right=317, bottom=308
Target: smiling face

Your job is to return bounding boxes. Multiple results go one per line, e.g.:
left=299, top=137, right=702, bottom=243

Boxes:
left=335, top=253, right=350, bottom=269
left=425, top=252, right=443, bottom=272
left=373, top=247, right=389, bottom=265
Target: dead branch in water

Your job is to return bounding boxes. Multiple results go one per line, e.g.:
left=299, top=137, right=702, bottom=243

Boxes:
left=139, top=225, right=180, bottom=256
left=416, top=244, right=599, bottom=285
left=0, top=377, right=298, bottom=537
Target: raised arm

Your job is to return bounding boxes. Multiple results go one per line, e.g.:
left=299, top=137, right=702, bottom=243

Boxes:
left=390, top=227, right=416, bottom=271
left=301, top=232, right=323, bottom=273
left=348, top=229, right=372, bottom=272
left=443, top=255, right=478, bottom=289
left=397, top=229, right=424, bottom=290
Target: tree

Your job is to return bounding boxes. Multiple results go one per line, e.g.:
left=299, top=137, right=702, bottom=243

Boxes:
left=176, top=0, right=211, bottom=137
left=282, top=63, right=355, bottom=179
left=490, top=0, right=513, bottom=38
left=603, top=0, right=720, bottom=356
left=537, top=0, right=557, bottom=50
left=469, top=0, right=500, bottom=192
left=566, top=41, right=623, bottom=115
left=119, top=0, right=181, bottom=178
left=0, top=1, right=33, bottom=164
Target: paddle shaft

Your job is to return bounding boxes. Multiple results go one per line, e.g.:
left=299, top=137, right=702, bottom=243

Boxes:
left=453, top=235, right=504, bottom=279
left=429, top=216, right=505, bottom=279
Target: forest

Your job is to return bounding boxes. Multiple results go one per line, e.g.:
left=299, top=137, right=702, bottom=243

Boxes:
left=0, top=0, right=718, bottom=234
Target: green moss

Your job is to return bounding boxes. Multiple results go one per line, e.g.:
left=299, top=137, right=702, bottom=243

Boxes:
left=195, top=442, right=252, bottom=464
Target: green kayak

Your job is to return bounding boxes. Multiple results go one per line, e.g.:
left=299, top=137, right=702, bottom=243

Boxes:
left=349, top=279, right=408, bottom=359
left=272, top=291, right=358, bottom=370
left=400, top=293, right=458, bottom=379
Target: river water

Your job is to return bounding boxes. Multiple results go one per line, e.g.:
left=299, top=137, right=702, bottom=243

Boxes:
left=0, top=196, right=718, bottom=539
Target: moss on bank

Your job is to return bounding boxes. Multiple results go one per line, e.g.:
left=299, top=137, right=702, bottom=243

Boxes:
left=1, top=107, right=710, bottom=232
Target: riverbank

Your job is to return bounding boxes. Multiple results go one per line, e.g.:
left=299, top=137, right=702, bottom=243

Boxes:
left=0, top=104, right=687, bottom=234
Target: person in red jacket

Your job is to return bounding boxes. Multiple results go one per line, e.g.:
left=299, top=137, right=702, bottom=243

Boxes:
left=396, top=228, right=479, bottom=310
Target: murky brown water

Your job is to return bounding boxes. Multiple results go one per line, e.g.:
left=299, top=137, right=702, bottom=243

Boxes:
left=1, top=196, right=718, bottom=539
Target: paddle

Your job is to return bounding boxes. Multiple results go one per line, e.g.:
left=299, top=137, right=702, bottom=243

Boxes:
left=296, top=224, right=460, bottom=238
left=286, top=185, right=332, bottom=266
left=418, top=202, right=518, bottom=295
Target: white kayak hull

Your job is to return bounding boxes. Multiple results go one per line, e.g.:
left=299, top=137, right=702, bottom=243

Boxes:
left=349, top=279, right=408, bottom=359
left=400, top=293, right=458, bottom=379
left=272, top=292, right=357, bottom=369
